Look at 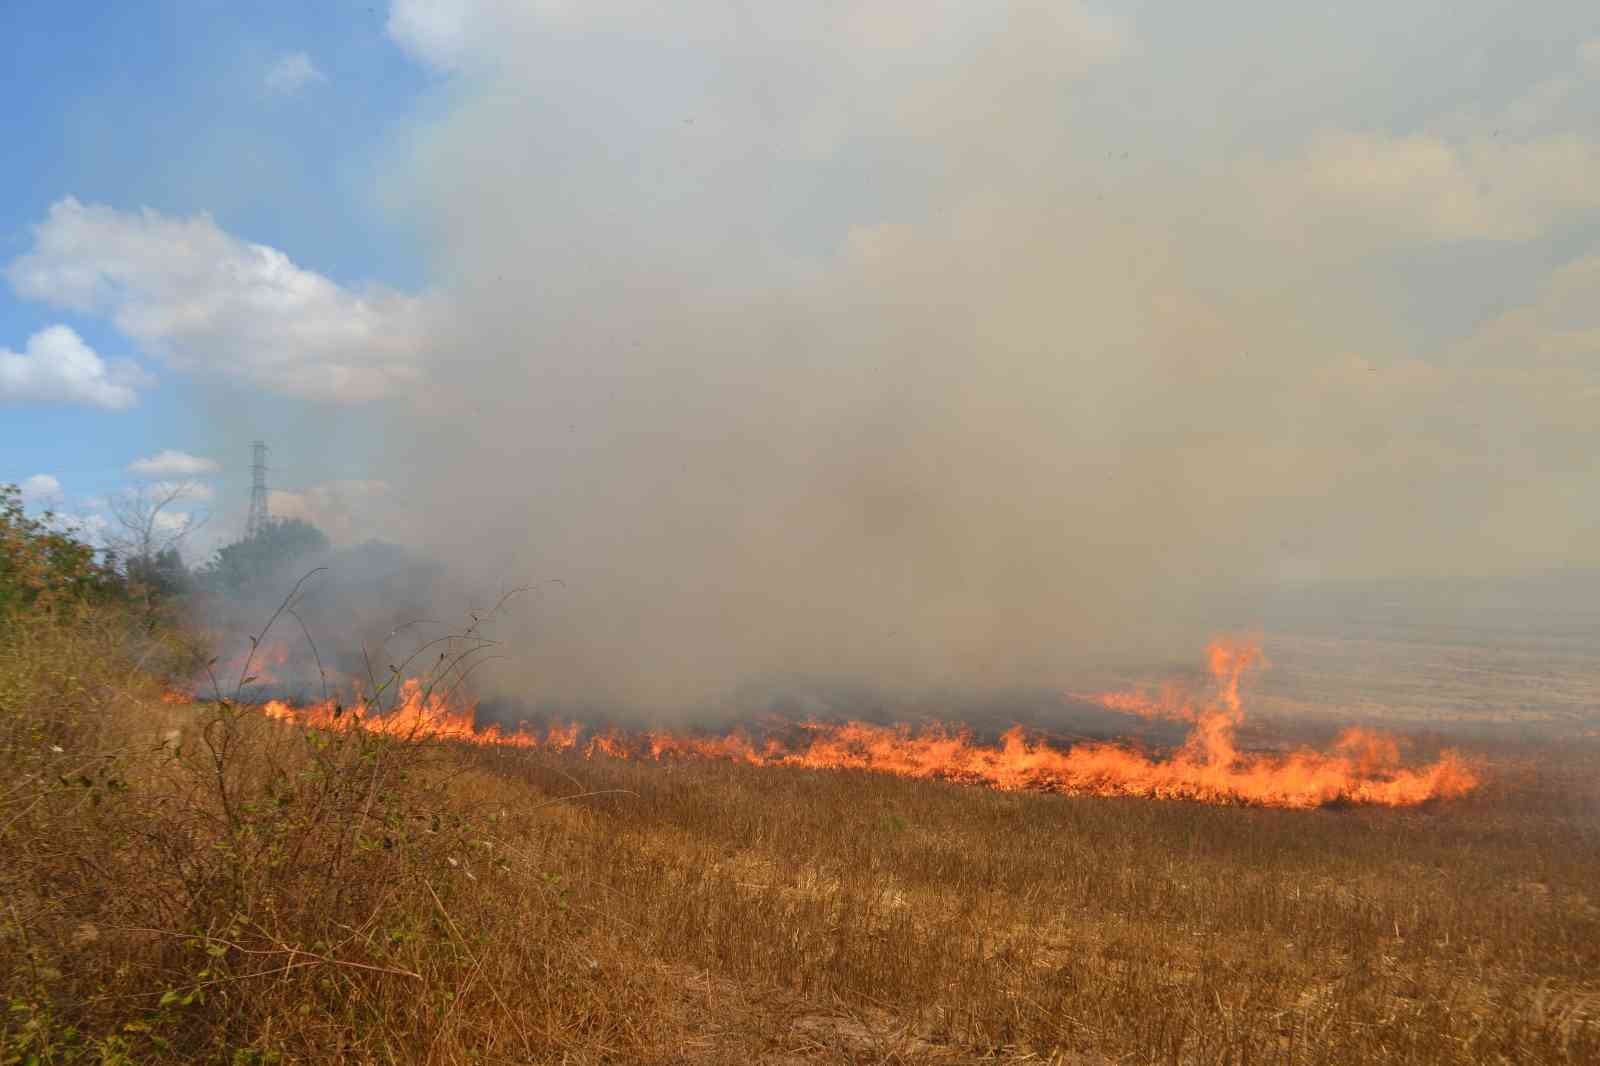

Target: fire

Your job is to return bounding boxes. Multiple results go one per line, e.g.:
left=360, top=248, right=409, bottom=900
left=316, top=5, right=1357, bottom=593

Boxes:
left=221, top=641, right=295, bottom=688
left=247, top=638, right=1481, bottom=809
left=1076, top=640, right=1264, bottom=726
left=1086, top=682, right=1198, bottom=722
left=258, top=679, right=583, bottom=751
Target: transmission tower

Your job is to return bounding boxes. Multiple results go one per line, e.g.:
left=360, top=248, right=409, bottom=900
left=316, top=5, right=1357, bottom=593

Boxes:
left=246, top=441, right=271, bottom=538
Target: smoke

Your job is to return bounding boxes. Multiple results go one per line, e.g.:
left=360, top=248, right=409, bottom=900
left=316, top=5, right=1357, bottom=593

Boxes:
left=334, top=3, right=1600, bottom=712
left=193, top=539, right=453, bottom=702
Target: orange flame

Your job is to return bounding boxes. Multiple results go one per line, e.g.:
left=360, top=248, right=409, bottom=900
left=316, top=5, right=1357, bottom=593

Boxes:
left=1075, top=640, right=1265, bottom=726
left=221, top=641, right=294, bottom=688
left=1084, top=682, right=1199, bottom=722
left=248, top=638, right=1480, bottom=809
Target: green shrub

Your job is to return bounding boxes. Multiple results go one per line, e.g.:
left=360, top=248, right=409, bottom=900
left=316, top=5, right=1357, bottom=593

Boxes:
left=0, top=484, right=121, bottom=620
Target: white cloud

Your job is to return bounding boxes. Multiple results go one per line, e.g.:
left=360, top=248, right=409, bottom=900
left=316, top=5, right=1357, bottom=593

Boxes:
left=129, top=449, right=221, bottom=478
left=29, top=508, right=113, bottom=549
left=6, top=198, right=434, bottom=404
left=72, top=512, right=110, bottom=545
left=19, top=474, right=62, bottom=502
left=387, top=0, right=471, bottom=70
left=264, top=51, right=327, bottom=94
left=0, top=324, right=151, bottom=409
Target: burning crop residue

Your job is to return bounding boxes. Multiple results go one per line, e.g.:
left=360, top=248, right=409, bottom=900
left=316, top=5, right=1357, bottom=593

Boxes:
left=229, top=638, right=1480, bottom=809
left=256, top=679, right=584, bottom=751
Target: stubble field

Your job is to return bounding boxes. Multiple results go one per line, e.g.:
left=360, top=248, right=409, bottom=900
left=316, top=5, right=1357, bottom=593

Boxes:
left=5, top=605, right=1600, bottom=1064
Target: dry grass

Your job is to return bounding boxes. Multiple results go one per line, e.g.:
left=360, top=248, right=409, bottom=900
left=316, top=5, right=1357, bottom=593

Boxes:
left=453, top=741, right=1600, bottom=1064
left=4, top=609, right=1599, bottom=1063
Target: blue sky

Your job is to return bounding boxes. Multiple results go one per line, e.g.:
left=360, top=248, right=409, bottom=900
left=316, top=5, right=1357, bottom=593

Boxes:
left=2, top=1, right=432, bottom=538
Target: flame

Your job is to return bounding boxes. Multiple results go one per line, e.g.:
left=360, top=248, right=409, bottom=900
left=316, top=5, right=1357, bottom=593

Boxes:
left=258, top=679, right=582, bottom=751
left=247, top=638, right=1480, bottom=809
left=1075, top=640, right=1265, bottom=726
left=221, top=641, right=294, bottom=688
left=1084, top=682, right=1199, bottom=722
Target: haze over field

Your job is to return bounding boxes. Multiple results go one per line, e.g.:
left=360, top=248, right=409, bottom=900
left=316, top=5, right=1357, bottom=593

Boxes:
left=5, top=2, right=1600, bottom=711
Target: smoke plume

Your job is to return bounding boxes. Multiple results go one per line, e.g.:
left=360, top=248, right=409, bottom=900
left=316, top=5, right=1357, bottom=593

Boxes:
left=330, top=3, right=1600, bottom=713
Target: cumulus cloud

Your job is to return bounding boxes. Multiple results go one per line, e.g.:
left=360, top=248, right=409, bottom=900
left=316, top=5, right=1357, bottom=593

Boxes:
left=19, top=474, right=63, bottom=502
left=387, top=0, right=471, bottom=70
left=0, top=324, right=151, bottom=409
left=264, top=51, right=327, bottom=94
left=6, top=198, right=434, bottom=404
left=128, top=449, right=222, bottom=478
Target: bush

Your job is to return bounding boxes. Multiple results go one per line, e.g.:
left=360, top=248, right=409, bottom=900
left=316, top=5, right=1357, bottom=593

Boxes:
left=0, top=485, right=121, bottom=620
left=0, top=601, right=505, bottom=1063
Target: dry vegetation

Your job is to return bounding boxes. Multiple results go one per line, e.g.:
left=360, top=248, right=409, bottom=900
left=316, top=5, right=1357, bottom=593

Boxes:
left=4, top=607, right=1600, bottom=1064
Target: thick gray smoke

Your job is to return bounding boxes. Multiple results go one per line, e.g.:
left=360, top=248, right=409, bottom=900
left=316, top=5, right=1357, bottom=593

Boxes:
left=342, top=2, right=1600, bottom=712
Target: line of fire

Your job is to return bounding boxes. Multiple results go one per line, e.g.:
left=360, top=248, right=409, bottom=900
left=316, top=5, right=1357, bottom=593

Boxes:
left=174, top=636, right=1480, bottom=810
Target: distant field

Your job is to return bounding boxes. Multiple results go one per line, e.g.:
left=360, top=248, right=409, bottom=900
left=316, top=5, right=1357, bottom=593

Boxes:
left=1062, top=628, right=1600, bottom=745
left=1064, top=592, right=1600, bottom=743
left=1245, top=581, right=1600, bottom=738
left=1249, top=629, right=1600, bottom=734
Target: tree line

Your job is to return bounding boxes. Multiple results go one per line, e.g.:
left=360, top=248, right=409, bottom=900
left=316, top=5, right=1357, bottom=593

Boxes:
left=1, top=482, right=329, bottom=616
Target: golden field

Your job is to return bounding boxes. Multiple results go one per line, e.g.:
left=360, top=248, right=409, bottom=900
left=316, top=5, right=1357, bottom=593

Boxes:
left=4, top=605, right=1598, bottom=1064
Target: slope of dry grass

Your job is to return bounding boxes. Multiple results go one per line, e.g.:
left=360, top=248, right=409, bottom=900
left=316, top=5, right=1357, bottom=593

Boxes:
left=4, top=610, right=1599, bottom=1063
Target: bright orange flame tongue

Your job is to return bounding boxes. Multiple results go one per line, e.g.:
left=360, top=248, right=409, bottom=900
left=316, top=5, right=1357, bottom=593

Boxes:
left=251, top=638, right=1480, bottom=809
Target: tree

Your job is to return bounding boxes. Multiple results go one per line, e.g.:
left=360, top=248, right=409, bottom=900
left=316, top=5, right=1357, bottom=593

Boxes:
left=106, top=481, right=207, bottom=580
left=126, top=546, right=191, bottom=599
left=199, top=518, right=330, bottom=593
left=103, top=481, right=206, bottom=613
left=0, top=483, right=120, bottom=616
